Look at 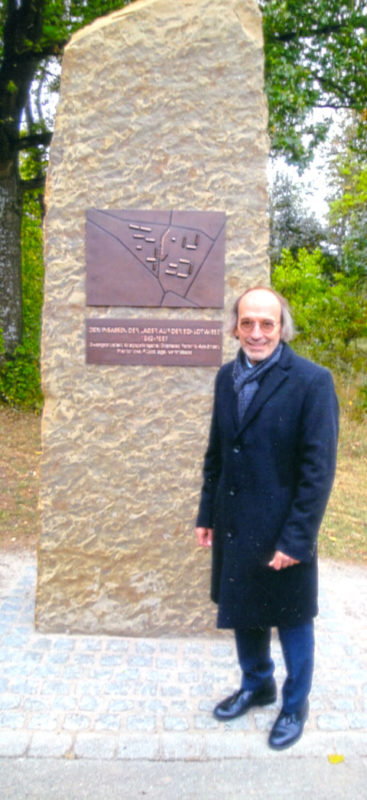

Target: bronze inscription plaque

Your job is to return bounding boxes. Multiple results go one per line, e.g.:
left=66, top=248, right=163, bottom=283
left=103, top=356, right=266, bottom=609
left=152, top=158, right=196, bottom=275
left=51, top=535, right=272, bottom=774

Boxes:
left=86, top=319, right=222, bottom=366
left=86, top=210, right=226, bottom=308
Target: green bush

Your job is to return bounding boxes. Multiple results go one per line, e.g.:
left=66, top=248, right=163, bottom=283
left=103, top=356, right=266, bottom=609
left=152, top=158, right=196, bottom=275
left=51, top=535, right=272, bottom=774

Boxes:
left=272, top=248, right=367, bottom=374
left=0, top=193, right=44, bottom=411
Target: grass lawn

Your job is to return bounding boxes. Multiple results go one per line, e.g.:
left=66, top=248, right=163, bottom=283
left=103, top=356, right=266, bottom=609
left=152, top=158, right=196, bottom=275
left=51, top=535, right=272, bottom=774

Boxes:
left=0, top=396, right=366, bottom=562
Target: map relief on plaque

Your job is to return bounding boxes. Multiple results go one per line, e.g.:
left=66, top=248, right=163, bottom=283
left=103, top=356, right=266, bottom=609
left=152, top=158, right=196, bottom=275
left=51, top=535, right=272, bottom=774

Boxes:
left=86, top=210, right=226, bottom=308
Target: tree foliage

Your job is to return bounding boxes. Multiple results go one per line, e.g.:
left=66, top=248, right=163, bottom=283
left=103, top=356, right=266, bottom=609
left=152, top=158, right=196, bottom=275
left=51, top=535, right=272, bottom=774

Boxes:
left=0, top=0, right=130, bottom=356
left=260, top=0, right=367, bottom=166
left=272, top=248, right=367, bottom=373
left=327, top=120, right=367, bottom=278
left=0, top=0, right=131, bottom=183
left=271, top=115, right=367, bottom=415
left=269, top=172, right=326, bottom=265
left=0, top=190, right=44, bottom=408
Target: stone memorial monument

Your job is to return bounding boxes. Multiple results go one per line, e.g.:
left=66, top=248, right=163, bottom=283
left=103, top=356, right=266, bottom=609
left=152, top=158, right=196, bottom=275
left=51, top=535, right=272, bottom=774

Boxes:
left=37, top=0, right=270, bottom=635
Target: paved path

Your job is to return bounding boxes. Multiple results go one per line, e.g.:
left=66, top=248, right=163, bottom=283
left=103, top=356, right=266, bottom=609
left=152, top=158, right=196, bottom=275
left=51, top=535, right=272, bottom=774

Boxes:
left=0, top=554, right=366, bottom=762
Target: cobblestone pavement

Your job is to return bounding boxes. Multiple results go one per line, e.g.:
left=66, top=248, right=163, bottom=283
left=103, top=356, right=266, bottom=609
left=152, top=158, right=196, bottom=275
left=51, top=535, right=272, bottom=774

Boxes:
left=0, top=555, right=366, bottom=761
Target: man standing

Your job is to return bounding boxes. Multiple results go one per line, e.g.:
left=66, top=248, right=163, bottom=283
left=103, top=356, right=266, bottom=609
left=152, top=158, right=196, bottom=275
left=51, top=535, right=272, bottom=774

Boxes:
left=196, top=287, right=338, bottom=749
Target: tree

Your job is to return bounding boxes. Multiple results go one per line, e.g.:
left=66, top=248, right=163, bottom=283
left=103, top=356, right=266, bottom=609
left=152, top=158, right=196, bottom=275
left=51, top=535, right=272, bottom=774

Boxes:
left=272, top=248, right=367, bottom=371
left=0, top=187, right=44, bottom=407
left=331, top=164, right=367, bottom=276
left=269, top=172, right=326, bottom=265
left=327, top=119, right=367, bottom=278
left=260, top=0, right=367, bottom=167
left=0, top=0, right=130, bottom=356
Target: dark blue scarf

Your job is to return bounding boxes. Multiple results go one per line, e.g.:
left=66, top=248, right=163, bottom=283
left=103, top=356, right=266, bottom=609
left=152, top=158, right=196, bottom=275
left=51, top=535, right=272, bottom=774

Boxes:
left=232, top=343, right=283, bottom=421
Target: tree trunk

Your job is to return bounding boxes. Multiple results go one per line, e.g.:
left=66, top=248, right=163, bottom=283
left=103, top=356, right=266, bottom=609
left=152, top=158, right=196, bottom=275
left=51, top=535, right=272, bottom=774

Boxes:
left=0, top=163, right=23, bottom=356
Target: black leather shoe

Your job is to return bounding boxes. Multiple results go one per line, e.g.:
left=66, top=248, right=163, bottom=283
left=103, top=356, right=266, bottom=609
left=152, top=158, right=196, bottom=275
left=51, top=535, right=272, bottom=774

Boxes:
left=213, top=682, right=277, bottom=721
left=268, top=702, right=309, bottom=750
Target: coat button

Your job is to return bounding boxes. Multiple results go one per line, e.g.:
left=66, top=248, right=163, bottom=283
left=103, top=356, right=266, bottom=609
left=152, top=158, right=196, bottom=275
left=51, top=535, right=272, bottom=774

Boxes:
left=228, top=488, right=236, bottom=497
left=226, top=531, right=234, bottom=540
left=232, top=445, right=241, bottom=454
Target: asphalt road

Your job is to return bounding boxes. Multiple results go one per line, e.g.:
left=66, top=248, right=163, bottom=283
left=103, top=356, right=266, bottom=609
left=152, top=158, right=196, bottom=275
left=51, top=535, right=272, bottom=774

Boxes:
left=1, top=756, right=367, bottom=799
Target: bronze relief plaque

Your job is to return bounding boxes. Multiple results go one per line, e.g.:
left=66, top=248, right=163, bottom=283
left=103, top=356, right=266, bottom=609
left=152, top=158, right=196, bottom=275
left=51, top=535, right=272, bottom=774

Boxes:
left=86, top=319, right=222, bottom=366
left=86, top=210, right=226, bottom=308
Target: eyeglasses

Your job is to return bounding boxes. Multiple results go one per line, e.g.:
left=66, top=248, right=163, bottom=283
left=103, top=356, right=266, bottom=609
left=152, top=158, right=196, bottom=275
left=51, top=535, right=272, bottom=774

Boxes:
left=239, top=319, right=280, bottom=334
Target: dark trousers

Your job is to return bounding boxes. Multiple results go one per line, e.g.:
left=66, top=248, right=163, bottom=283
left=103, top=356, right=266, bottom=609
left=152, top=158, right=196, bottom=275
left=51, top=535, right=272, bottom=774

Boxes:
left=235, top=621, right=314, bottom=714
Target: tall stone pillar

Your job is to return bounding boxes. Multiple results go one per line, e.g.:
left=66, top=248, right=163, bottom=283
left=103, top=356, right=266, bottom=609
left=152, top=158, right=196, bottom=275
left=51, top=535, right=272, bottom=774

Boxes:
left=37, top=0, right=270, bottom=635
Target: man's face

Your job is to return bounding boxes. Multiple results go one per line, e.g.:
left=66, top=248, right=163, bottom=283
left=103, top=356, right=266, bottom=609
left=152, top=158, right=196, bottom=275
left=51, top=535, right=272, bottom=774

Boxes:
left=235, top=289, right=282, bottom=364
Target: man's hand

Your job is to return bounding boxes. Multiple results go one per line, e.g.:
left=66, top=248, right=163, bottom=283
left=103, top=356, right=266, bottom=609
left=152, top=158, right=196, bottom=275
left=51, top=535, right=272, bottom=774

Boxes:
left=196, top=527, right=213, bottom=548
left=268, top=550, right=300, bottom=570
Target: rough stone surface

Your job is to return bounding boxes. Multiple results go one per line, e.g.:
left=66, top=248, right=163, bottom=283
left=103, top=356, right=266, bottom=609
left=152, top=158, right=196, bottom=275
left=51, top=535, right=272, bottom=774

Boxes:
left=38, top=0, right=270, bottom=635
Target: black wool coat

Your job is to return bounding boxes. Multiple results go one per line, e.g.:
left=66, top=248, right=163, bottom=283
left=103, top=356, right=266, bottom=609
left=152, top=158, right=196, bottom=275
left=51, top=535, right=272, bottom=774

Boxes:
left=196, top=344, right=339, bottom=630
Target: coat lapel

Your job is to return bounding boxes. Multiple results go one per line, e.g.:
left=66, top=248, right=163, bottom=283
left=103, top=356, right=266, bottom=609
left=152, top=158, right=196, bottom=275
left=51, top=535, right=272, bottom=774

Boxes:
left=235, top=347, right=292, bottom=435
left=227, top=375, right=240, bottom=432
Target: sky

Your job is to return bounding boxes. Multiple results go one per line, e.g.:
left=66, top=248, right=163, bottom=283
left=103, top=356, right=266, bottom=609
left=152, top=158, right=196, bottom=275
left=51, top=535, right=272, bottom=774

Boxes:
left=268, top=110, right=344, bottom=225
